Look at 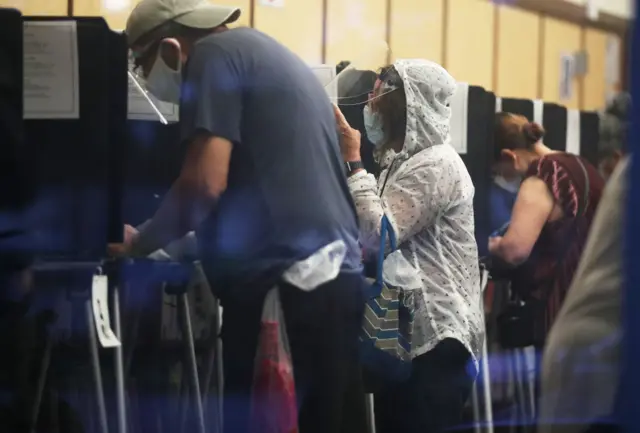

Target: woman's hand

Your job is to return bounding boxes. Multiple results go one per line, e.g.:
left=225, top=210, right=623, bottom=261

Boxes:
left=488, top=236, right=502, bottom=255
left=332, top=104, right=362, bottom=161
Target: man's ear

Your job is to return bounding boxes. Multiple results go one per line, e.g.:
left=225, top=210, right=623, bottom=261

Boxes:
left=159, top=38, right=181, bottom=71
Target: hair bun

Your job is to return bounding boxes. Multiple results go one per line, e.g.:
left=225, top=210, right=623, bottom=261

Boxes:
left=523, top=122, right=545, bottom=143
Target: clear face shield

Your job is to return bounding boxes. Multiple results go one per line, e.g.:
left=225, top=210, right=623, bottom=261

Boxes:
left=127, top=39, right=183, bottom=125
left=324, top=40, right=399, bottom=108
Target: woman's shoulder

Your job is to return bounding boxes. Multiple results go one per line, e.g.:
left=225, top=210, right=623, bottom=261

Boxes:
left=407, top=143, right=468, bottom=171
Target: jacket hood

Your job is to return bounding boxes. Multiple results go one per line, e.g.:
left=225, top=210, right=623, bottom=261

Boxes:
left=378, top=59, right=456, bottom=167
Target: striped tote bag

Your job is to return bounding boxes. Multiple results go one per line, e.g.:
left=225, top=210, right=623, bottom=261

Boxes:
left=360, top=215, right=415, bottom=382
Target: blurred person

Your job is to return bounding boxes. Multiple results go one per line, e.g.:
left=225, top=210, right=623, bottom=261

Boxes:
left=489, top=113, right=604, bottom=359
left=334, top=59, right=484, bottom=433
left=475, top=166, right=520, bottom=258
left=110, top=0, right=366, bottom=432
left=539, top=157, right=629, bottom=433
left=598, top=93, right=630, bottom=180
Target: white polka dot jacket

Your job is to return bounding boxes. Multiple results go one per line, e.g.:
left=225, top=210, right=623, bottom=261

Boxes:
left=348, top=59, right=485, bottom=369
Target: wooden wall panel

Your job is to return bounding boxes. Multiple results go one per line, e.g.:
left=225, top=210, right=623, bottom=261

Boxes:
left=73, top=0, right=250, bottom=32
left=1, top=0, right=67, bottom=15
left=495, top=6, right=540, bottom=99
left=541, top=17, right=582, bottom=109
left=254, top=0, right=323, bottom=64
left=389, top=0, right=443, bottom=64
left=582, top=28, right=609, bottom=110
left=325, top=0, right=388, bottom=71
left=445, top=0, right=495, bottom=90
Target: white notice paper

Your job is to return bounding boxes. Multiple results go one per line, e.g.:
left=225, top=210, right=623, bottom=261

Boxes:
left=23, top=21, right=80, bottom=119
left=260, top=0, right=285, bottom=7
left=91, top=275, right=121, bottom=348
left=449, top=82, right=469, bottom=155
left=605, top=36, right=621, bottom=85
left=559, top=53, right=575, bottom=102
left=310, top=64, right=338, bottom=100
left=127, top=72, right=179, bottom=122
left=565, top=109, right=582, bottom=156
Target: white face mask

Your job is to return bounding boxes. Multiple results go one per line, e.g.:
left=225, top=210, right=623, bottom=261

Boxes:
left=493, top=175, right=521, bottom=193
left=363, top=104, right=385, bottom=147
left=145, top=42, right=182, bottom=104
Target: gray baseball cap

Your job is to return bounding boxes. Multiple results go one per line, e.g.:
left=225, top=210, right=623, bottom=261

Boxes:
left=126, top=0, right=241, bottom=47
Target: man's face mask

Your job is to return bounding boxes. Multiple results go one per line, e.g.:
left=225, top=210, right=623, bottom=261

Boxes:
left=145, top=39, right=182, bottom=104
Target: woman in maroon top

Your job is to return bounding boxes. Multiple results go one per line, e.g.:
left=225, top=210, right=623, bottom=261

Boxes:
left=489, top=113, right=604, bottom=347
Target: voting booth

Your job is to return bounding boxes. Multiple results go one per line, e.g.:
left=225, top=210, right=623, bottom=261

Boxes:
left=10, top=16, right=131, bottom=433
left=0, top=8, right=33, bottom=260
left=24, top=17, right=125, bottom=259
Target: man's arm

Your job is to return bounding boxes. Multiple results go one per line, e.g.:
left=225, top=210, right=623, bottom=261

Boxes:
left=128, top=43, right=242, bottom=257
left=129, top=135, right=232, bottom=257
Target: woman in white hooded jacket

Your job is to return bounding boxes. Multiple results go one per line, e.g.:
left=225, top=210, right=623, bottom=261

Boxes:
left=335, top=59, right=484, bottom=433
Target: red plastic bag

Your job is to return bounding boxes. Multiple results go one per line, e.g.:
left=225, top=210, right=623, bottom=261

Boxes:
left=250, top=289, right=299, bottom=433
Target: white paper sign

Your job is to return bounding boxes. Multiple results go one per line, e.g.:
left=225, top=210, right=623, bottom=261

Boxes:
left=103, top=0, right=131, bottom=12
left=23, top=21, right=80, bottom=119
left=127, top=72, right=179, bottom=122
left=533, top=99, right=544, bottom=124
left=449, top=82, right=469, bottom=155
left=260, top=0, right=284, bottom=7
left=310, top=64, right=337, bottom=100
left=559, top=54, right=575, bottom=102
left=565, top=109, right=582, bottom=156
left=586, top=0, right=600, bottom=20
left=91, top=275, right=121, bottom=348
left=605, top=36, right=621, bottom=85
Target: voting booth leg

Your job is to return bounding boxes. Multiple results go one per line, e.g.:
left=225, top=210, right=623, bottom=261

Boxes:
left=201, top=298, right=223, bottom=433
left=472, top=337, right=494, bottom=433
left=523, top=347, right=537, bottom=419
left=86, top=301, right=109, bottom=433
left=471, top=381, right=482, bottom=433
left=113, top=288, right=127, bottom=433
left=365, top=393, right=376, bottom=433
left=481, top=338, right=494, bottom=433
left=30, top=335, right=53, bottom=433
left=518, top=348, right=535, bottom=421
left=178, top=292, right=206, bottom=433
left=217, top=304, right=224, bottom=431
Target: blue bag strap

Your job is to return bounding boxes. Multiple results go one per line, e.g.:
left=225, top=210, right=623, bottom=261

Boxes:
left=374, top=158, right=399, bottom=286
left=376, top=215, right=397, bottom=285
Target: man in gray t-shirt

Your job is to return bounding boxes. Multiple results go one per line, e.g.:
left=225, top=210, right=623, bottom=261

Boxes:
left=110, top=1, right=366, bottom=432
left=539, top=157, right=629, bottom=433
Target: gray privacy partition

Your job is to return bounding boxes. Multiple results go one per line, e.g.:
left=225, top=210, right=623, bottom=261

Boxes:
left=22, top=15, right=128, bottom=433
left=579, top=111, right=600, bottom=166
left=451, top=82, right=495, bottom=433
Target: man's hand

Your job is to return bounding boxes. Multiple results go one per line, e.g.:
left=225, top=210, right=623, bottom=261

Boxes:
left=107, top=224, right=139, bottom=258
left=332, top=104, right=362, bottom=162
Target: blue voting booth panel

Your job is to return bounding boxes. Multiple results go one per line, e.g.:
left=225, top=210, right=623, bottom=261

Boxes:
left=122, top=122, right=183, bottom=225
left=622, top=6, right=639, bottom=433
